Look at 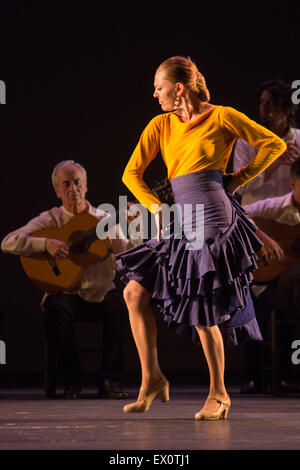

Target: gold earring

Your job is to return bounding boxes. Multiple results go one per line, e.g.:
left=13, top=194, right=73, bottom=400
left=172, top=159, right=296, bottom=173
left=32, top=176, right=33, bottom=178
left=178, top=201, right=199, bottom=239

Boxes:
left=174, top=96, right=180, bottom=109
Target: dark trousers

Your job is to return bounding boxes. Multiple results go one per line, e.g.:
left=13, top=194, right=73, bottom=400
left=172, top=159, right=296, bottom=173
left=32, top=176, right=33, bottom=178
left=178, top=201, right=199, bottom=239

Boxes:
left=267, top=262, right=300, bottom=315
left=43, top=288, right=128, bottom=393
left=244, top=263, right=300, bottom=385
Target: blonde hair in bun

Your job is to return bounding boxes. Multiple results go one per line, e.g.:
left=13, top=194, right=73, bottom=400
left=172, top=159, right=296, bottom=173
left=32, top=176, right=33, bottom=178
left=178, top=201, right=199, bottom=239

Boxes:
left=157, top=56, right=210, bottom=102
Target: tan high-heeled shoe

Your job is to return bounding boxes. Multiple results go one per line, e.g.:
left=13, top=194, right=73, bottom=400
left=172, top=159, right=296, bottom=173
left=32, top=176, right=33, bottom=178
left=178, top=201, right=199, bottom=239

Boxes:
left=123, top=377, right=170, bottom=413
left=194, top=396, right=231, bottom=420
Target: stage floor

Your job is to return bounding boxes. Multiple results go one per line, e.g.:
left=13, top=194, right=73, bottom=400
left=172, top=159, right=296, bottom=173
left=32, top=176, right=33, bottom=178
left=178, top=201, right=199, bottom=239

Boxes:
left=0, top=385, right=300, bottom=451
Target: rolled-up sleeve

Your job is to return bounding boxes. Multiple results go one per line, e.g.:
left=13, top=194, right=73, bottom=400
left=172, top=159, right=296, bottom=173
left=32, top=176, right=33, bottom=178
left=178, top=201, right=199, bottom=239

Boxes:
left=1, top=212, right=55, bottom=256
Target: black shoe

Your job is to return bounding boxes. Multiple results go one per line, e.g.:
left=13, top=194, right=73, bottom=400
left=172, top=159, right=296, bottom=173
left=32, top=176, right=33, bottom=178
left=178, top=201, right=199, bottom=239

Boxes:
left=45, top=383, right=56, bottom=398
left=240, top=380, right=263, bottom=394
left=98, top=379, right=128, bottom=399
left=63, top=386, right=81, bottom=399
left=45, top=389, right=56, bottom=398
left=279, top=380, right=300, bottom=394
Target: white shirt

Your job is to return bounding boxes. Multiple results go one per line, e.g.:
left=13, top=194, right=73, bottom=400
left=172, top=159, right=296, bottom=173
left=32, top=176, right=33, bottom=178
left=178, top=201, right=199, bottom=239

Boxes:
left=244, top=191, right=300, bottom=226
left=1, top=202, right=132, bottom=303
left=244, top=191, right=300, bottom=296
left=233, top=127, right=300, bottom=204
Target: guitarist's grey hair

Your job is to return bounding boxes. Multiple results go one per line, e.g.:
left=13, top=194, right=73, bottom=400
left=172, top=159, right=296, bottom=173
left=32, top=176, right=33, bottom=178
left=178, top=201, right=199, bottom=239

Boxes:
left=52, top=160, right=87, bottom=188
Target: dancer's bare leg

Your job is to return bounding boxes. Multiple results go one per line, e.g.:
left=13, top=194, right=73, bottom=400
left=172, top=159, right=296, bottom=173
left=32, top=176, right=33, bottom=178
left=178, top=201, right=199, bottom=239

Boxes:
left=123, top=280, right=164, bottom=396
left=195, top=324, right=228, bottom=413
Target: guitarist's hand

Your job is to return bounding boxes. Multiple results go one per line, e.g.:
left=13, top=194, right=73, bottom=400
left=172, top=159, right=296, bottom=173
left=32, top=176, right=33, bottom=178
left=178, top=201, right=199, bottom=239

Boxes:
left=256, top=229, right=285, bottom=263
left=45, top=239, right=70, bottom=259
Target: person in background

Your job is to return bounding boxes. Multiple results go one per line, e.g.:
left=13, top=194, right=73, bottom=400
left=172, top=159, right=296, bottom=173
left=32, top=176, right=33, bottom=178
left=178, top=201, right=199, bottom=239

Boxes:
left=242, top=157, right=300, bottom=393
left=233, top=79, right=300, bottom=205
left=233, top=80, right=300, bottom=392
left=1, top=160, right=133, bottom=399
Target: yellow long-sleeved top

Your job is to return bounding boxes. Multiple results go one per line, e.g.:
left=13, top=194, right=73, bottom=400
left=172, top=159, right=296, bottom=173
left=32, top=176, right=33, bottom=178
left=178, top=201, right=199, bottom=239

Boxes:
left=122, top=105, right=287, bottom=213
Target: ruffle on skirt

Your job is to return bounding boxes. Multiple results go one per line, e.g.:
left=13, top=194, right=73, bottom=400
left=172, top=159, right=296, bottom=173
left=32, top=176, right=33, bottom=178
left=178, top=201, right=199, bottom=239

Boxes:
left=116, top=194, right=263, bottom=347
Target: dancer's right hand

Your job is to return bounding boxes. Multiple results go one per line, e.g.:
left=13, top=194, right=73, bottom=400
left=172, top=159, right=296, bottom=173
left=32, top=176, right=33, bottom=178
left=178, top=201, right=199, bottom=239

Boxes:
left=224, top=175, right=241, bottom=195
left=155, top=210, right=163, bottom=241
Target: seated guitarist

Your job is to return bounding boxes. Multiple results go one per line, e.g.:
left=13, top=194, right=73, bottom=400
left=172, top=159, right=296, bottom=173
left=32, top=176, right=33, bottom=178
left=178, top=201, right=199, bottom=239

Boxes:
left=242, top=157, right=300, bottom=393
left=1, top=160, right=134, bottom=399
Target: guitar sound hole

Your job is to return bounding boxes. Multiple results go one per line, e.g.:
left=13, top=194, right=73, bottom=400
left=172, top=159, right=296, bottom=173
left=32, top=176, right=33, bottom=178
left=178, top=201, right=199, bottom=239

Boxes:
left=68, top=231, right=89, bottom=254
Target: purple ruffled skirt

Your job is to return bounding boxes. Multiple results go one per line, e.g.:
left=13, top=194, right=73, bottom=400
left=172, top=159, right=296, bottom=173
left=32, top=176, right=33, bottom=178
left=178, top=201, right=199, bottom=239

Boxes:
left=116, top=170, right=263, bottom=347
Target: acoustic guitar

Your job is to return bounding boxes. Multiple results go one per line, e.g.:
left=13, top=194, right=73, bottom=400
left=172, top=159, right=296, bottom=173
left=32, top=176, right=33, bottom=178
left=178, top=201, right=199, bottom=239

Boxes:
left=252, top=216, right=300, bottom=283
left=20, top=212, right=112, bottom=294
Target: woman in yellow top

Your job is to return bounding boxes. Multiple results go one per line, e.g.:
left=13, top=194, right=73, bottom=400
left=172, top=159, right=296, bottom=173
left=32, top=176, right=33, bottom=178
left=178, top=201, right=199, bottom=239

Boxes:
left=116, top=56, right=286, bottom=420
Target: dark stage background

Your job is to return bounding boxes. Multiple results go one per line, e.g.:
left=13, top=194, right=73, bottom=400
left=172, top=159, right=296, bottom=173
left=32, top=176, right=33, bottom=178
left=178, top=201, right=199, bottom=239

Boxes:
left=1, top=3, right=299, bottom=384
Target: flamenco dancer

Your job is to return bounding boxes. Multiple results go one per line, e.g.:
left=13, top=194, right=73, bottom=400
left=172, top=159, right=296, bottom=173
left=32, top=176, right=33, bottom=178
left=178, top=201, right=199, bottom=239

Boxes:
left=116, top=56, right=286, bottom=420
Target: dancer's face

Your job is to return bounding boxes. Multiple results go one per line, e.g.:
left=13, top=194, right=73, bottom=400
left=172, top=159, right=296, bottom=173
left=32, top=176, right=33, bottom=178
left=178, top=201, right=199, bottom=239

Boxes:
left=153, top=71, right=177, bottom=112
